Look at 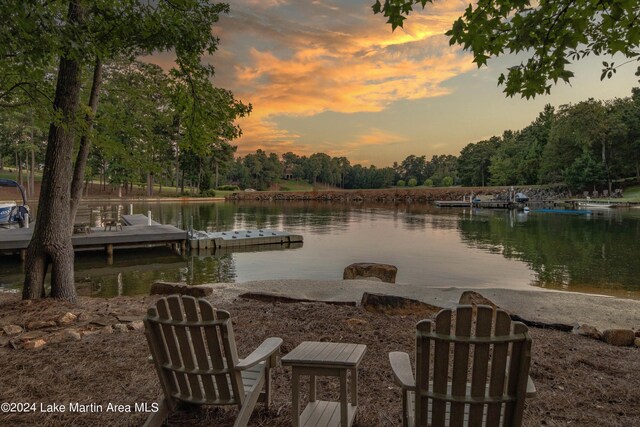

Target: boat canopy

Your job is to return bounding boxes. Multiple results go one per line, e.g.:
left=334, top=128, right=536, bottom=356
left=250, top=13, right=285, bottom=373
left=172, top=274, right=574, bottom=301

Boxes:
left=0, top=179, right=27, bottom=205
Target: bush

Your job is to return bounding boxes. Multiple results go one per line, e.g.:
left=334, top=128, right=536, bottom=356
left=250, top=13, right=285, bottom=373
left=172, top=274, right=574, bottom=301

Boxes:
left=199, top=189, right=216, bottom=197
left=424, top=178, right=434, bottom=187
left=397, top=180, right=406, bottom=187
left=408, top=178, right=417, bottom=187
left=217, top=185, right=239, bottom=191
left=442, top=176, right=454, bottom=187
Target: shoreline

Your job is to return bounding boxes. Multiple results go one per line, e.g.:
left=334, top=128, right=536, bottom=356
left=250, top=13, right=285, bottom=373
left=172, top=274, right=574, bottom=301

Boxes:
left=202, top=279, right=640, bottom=331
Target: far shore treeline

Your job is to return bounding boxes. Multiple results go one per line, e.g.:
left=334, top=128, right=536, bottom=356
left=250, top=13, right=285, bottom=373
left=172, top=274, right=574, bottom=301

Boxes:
left=1, top=57, right=639, bottom=194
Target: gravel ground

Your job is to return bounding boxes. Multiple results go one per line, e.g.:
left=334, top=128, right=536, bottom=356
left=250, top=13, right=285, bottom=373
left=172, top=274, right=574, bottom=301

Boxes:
left=0, top=292, right=639, bottom=427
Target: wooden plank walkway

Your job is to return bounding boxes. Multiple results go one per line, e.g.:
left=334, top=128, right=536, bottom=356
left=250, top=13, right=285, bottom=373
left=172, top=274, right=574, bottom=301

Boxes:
left=0, top=215, right=186, bottom=261
left=436, top=200, right=516, bottom=209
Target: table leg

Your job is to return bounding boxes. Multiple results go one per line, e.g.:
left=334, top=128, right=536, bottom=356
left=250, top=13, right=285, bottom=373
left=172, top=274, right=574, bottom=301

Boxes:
left=351, top=368, right=358, bottom=406
left=340, top=369, right=348, bottom=426
left=310, top=374, right=316, bottom=402
left=292, top=369, right=300, bottom=427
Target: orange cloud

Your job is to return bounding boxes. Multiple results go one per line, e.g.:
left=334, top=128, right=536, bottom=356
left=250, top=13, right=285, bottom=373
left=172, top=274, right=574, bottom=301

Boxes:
left=217, top=1, right=473, bottom=156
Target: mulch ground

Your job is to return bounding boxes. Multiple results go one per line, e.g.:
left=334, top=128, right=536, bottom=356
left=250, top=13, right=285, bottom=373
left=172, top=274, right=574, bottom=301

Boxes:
left=0, top=293, right=638, bottom=427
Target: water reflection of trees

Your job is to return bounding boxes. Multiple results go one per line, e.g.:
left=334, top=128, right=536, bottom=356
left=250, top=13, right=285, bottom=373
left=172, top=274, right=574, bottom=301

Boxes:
left=457, top=211, right=640, bottom=293
left=134, top=201, right=477, bottom=234
left=73, top=249, right=238, bottom=297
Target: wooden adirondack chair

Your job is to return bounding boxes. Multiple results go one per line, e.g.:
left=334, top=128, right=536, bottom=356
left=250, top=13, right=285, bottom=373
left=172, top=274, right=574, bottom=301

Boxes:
left=389, top=305, right=536, bottom=427
left=143, top=295, right=283, bottom=427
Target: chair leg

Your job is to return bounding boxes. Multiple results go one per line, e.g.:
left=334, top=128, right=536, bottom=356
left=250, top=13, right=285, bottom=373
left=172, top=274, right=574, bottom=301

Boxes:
left=143, top=399, right=170, bottom=427
left=234, top=374, right=265, bottom=427
left=264, top=354, right=277, bottom=409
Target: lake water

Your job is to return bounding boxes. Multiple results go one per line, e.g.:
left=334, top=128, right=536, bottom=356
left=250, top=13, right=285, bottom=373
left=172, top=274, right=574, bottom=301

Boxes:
left=1, top=201, right=640, bottom=298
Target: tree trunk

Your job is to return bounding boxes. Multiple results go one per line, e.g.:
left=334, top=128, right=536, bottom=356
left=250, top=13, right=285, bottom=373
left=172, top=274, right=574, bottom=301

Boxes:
left=16, top=151, right=23, bottom=186
left=29, top=149, right=35, bottom=197
left=147, top=172, right=153, bottom=196
left=70, top=57, right=102, bottom=223
left=23, top=1, right=83, bottom=303
left=174, top=117, right=180, bottom=193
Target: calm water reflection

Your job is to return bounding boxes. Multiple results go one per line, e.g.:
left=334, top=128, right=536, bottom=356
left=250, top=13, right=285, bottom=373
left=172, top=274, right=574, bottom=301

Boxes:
left=1, top=201, right=639, bottom=298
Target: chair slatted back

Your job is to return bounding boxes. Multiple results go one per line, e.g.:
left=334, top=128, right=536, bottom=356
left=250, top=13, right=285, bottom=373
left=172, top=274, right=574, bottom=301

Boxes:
left=414, top=305, right=531, bottom=427
left=144, top=295, right=244, bottom=409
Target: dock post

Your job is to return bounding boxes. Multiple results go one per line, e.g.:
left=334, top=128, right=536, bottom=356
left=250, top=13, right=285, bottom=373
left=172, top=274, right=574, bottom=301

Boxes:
left=20, top=249, right=26, bottom=262
left=181, top=239, right=186, bottom=255
left=106, top=244, right=114, bottom=265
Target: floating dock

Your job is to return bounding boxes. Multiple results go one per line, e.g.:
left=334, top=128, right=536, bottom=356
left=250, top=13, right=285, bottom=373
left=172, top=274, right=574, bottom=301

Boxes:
left=189, top=229, right=303, bottom=250
left=530, top=209, right=592, bottom=215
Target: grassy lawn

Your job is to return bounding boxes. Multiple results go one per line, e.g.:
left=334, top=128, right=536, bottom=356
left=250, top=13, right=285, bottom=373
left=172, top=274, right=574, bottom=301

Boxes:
left=622, top=185, right=640, bottom=201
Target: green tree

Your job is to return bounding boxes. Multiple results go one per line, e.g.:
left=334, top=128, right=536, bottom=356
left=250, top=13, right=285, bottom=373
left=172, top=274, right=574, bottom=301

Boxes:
left=539, top=100, right=608, bottom=185
left=441, top=176, right=454, bottom=187
left=458, top=137, right=500, bottom=186
left=425, top=154, right=458, bottom=186
left=564, top=151, right=606, bottom=191
left=397, top=179, right=406, bottom=187
left=373, top=0, right=640, bottom=98
left=0, top=1, right=238, bottom=302
left=399, top=154, right=427, bottom=183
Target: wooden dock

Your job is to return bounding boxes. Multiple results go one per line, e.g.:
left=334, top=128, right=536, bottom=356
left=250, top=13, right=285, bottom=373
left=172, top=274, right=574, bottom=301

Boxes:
left=436, top=200, right=514, bottom=209
left=0, top=214, right=186, bottom=263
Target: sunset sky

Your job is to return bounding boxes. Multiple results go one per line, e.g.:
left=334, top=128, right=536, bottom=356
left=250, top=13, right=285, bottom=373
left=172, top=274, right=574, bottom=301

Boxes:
left=200, top=0, right=638, bottom=166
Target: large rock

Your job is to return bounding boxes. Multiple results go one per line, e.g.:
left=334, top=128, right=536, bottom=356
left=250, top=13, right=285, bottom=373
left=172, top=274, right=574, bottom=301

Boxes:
left=19, top=331, right=46, bottom=342
left=458, top=291, right=498, bottom=308
left=128, top=321, right=145, bottom=331
left=2, top=325, right=23, bottom=336
left=361, top=292, right=441, bottom=316
left=112, top=323, right=129, bottom=333
left=48, top=329, right=82, bottom=344
left=23, top=339, right=46, bottom=350
left=572, top=324, right=603, bottom=340
left=343, top=263, right=397, bottom=283
left=27, top=320, right=57, bottom=330
left=150, top=281, right=213, bottom=297
left=57, top=312, right=77, bottom=325
left=602, top=329, right=636, bottom=346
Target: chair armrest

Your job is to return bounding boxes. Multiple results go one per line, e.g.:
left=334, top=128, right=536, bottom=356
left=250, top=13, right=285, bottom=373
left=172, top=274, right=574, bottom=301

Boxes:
left=236, top=337, right=283, bottom=371
left=526, top=375, right=536, bottom=398
left=389, top=351, right=415, bottom=390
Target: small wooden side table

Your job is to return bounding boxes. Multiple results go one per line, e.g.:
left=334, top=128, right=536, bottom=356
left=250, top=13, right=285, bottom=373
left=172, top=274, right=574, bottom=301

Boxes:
left=282, top=341, right=367, bottom=427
